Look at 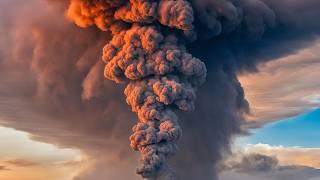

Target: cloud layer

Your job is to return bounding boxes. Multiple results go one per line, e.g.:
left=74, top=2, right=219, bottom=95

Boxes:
left=240, top=42, right=320, bottom=125
left=220, top=145, right=320, bottom=180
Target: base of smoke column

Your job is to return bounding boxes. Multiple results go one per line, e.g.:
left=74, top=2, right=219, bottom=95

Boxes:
left=139, top=164, right=175, bottom=180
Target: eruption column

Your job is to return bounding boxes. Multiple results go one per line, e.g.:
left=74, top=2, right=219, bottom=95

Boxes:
left=67, top=0, right=207, bottom=179
left=103, top=25, right=206, bottom=179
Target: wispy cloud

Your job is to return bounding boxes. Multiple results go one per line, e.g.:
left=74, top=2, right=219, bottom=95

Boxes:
left=0, top=165, right=10, bottom=171
left=220, top=145, right=320, bottom=180
left=242, top=143, right=320, bottom=169
left=240, top=42, right=320, bottom=125
left=0, top=126, right=82, bottom=180
left=5, top=159, right=37, bottom=167
left=220, top=165, right=320, bottom=180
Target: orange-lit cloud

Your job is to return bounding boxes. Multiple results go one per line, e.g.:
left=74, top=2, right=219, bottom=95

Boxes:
left=0, top=126, right=82, bottom=180
left=0, top=165, right=10, bottom=171
left=5, top=159, right=37, bottom=167
left=1, top=0, right=320, bottom=179
left=0, top=0, right=139, bottom=178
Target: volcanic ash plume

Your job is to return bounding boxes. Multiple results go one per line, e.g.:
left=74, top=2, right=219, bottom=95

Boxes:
left=104, top=25, right=206, bottom=178
left=67, top=0, right=206, bottom=179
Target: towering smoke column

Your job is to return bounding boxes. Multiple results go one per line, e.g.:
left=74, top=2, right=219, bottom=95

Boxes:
left=2, top=0, right=320, bottom=179
left=65, top=0, right=312, bottom=179
left=67, top=0, right=206, bottom=179
left=104, top=24, right=206, bottom=179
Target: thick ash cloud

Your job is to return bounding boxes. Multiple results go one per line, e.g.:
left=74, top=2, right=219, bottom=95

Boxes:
left=0, top=0, right=140, bottom=179
left=0, top=0, right=320, bottom=180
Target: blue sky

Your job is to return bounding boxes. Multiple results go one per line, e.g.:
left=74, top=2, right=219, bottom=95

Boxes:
left=244, top=109, right=320, bottom=148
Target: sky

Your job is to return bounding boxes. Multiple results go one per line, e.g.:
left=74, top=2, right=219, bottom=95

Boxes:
left=246, top=109, right=320, bottom=148
left=0, top=0, right=320, bottom=180
left=218, top=42, right=320, bottom=180
left=0, top=127, right=82, bottom=180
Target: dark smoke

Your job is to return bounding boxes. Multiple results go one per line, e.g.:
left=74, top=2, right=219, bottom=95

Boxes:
left=1, top=0, right=320, bottom=180
left=66, top=1, right=208, bottom=178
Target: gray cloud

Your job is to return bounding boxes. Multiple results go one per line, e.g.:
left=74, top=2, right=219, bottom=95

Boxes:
left=0, top=0, right=139, bottom=179
left=220, top=153, right=320, bottom=180
left=220, top=167, right=320, bottom=180
left=222, top=153, right=279, bottom=172
left=1, top=0, right=320, bottom=180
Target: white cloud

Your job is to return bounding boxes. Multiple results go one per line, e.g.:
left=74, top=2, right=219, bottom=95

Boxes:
left=220, top=168, right=320, bottom=180
left=221, top=143, right=320, bottom=180
left=237, top=143, right=320, bottom=169
left=239, top=42, right=320, bottom=124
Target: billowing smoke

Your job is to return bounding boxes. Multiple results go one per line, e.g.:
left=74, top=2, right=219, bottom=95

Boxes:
left=63, top=0, right=320, bottom=179
left=66, top=0, right=207, bottom=178
left=103, top=25, right=207, bottom=178
left=1, top=0, right=320, bottom=180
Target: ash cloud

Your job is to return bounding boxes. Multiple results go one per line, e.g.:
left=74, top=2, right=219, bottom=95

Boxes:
left=66, top=0, right=208, bottom=178
left=0, top=0, right=140, bottom=179
left=64, top=0, right=320, bottom=178
left=1, top=0, right=320, bottom=180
